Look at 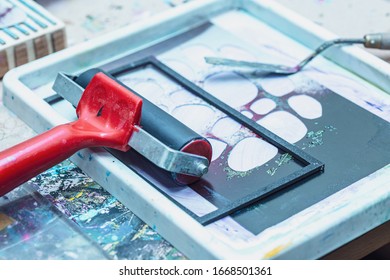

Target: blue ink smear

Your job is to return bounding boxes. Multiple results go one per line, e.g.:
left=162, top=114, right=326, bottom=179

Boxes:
left=88, top=154, right=93, bottom=161
left=365, top=101, right=383, bottom=111
left=77, top=152, right=85, bottom=159
left=105, top=171, right=111, bottom=182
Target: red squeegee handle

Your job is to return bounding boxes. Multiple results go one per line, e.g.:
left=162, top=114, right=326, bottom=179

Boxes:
left=0, top=72, right=142, bottom=197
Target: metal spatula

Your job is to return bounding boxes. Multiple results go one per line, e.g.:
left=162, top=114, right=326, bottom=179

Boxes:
left=205, top=33, right=390, bottom=75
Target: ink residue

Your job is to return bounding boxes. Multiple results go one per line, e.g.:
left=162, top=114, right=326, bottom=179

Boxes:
left=266, top=153, right=293, bottom=176
left=223, top=165, right=255, bottom=180
left=27, top=161, right=184, bottom=260
left=302, top=125, right=337, bottom=149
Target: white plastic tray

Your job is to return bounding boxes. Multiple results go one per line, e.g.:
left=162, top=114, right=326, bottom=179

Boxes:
left=3, top=0, right=390, bottom=259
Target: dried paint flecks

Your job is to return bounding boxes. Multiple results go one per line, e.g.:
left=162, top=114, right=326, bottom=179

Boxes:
left=302, top=125, right=337, bottom=149
left=83, top=14, right=105, bottom=33
left=223, top=165, right=255, bottom=180
left=266, top=153, right=293, bottom=176
left=263, top=243, right=292, bottom=259
left=307, top=130, right=325, bottom=147
left=27, top=160, right=185, bottom=260
left=325, top=125, right=337, bottom=132
left=0, top=213, right=14, bottom=231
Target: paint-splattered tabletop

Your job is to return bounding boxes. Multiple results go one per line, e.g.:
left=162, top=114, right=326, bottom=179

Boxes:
left=0, top=0, right=188, bottom=260
left=0, top=0, right=389, bottom=259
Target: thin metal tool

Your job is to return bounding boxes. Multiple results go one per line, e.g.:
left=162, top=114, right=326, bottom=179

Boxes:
left=53, top=73, right=209, bottom=178
left=205, top=33, right=390, bottom=75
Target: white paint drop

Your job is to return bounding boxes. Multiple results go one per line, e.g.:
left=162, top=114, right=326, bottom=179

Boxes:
left=181, top=44, right=216, bottom=68
left=170, top=89, right=197, bottom=105
left=241, top=110, right=253, bottom=119
left=162, top=59, right=196, bottom=81
left=219, top=45, right=257, bottom=62
left=250, top=98, right=277, bottom=115
left=211, top=117, right=241, bottom=141
left=257, top=111, right=307, bottom=143
left=207, top=138, right=227, bottom=161
left=288, top=95, right=322, bottom=119
left=131, top=80, right=165, bottom=103
left=172, top=104, right=216, bottom=134
left=260, top=76, right=295, bottom=97
left=228, top=137, right=278, bottom=172
left=204, top=72, right=258, bottom=108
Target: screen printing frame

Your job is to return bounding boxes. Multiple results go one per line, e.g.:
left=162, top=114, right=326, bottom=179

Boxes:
left=110, top=56, right=323, bottom=226
left=3, top=0, right=390, bottom=259
left=44, top=56, right=324, bottom=226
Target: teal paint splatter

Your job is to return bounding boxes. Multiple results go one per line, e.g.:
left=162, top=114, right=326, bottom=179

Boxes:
left=267, top=167, right=278, bottom=176
left=266, top=153, right=292, bottom=176
left=307, top=130, right=325, bottom=147
left=77, top=152, right=85, bottom=159
left=223, top=166, right=254, bottom=180
left=302, top=125, right=337, bottom=149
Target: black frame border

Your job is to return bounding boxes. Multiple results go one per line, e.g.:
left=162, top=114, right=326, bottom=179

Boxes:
left=46, top=56, right=324, bottom=226
left=110, top=56, right=324, bottom=225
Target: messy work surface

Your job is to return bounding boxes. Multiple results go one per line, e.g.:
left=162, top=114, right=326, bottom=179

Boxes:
left=1, top=0, right=390, bottom=259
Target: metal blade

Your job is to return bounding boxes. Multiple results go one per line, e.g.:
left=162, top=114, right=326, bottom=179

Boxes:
left=129, top=127, right=208, bottom=177
left=52, top=72, right=82, bottom=107
left=204, top=56, right=296, bottom=74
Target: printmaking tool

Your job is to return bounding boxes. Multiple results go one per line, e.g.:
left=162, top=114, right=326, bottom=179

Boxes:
left=57, top=68, right=211, bottom=185
left=204, top=33, right=390, bottom=75
left=0, top=71, right=211, bottom=197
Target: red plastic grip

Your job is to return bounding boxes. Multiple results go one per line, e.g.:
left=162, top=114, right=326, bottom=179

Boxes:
left=0, top=72, right=142, bottom=197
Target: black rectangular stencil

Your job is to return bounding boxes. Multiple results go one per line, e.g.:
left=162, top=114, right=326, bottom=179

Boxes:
left=109, top=56, right=324, bottom=225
